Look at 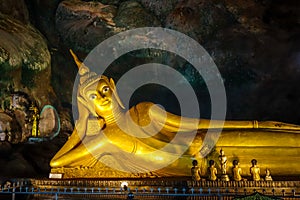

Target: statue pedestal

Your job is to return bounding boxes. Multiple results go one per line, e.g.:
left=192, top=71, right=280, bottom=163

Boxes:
left=221, top=174, right=230, bottom=181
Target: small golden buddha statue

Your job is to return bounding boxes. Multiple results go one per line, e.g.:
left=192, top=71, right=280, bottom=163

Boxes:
left=219, top=149, right=229, bottom=181
left=207, top=160, right=217, bottom=181
left=232, top=160, right=242, bottom=181
left=50, top=50, right=300, bottom=178
left=29, top=104, right=40, bottom=137
left=191, top=160, right=201, bottom=186
left=264, top=169, right=273, bottom=181
left=219, top=149, right=227, bottom=175
left=250, top=159, right=261, bottom=181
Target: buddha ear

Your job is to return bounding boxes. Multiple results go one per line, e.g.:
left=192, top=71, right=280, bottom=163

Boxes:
left=109, top=78, right=125, bottom=109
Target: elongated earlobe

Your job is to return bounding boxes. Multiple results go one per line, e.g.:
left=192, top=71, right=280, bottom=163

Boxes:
left=109, top=78, right=125, bottom=109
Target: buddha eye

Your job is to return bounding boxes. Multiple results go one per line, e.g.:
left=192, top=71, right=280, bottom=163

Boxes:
left=102, top=86, right=110, bottom=93
left=89, top=93, right=97, bottom=100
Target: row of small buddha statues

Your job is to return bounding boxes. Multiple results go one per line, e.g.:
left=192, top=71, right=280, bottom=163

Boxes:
left=191, top=149, right=273, bottom=184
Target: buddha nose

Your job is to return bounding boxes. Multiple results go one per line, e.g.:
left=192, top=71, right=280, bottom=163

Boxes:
left=99, top=91, right=105, bottom=98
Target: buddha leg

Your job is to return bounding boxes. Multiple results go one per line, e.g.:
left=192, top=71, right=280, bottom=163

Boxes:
left=213, top=129, right=300, bottom=176
left=149, top=104, right=300, bottom=131
left=153, top=129, right=300, bottom=177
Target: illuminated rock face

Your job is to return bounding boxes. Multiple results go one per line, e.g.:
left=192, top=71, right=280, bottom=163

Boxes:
left=55, top=0, right=160, bottom=53
left=0, top=1, right=53, bottom=108
left=50, top=53, right=300, bottom=178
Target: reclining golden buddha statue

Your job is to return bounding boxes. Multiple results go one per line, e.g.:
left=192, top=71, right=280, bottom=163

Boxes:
left=50, top=51, right=300, bottom=178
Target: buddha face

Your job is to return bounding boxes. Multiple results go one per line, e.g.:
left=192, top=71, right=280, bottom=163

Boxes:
left=85, top=79, right=114, bottom=117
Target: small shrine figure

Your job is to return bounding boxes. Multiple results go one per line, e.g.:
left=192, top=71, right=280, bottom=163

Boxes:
left=29, top=104, right=40, bottom=137
left=232, top=160, right=242, bottom=181
left=264, top=169, right=273, bottom=181
left=207, top=160, right=218, bottom=181
left=250, top=159, right=261, bottom=181
left=191, top=160, right=201, bottom=186
left=219, top=149, right=229, bottom=181
left=219, top=149, right=227, bottom=174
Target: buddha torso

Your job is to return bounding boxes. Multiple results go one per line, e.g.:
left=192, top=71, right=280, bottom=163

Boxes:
left=191, top=166, right=201, bottom=181
left=250, top=166, right=260, bottom=181
left=208, top=166, right=217, bottom=181
left=233, top=167, right=242, bottom=181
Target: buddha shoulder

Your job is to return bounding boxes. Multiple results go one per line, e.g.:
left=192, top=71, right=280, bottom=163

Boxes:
left=128, top=102, right=156, bottom=125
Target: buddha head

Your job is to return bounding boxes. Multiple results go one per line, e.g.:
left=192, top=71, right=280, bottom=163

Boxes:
left=209, top=159, right=215, bottom=167
left=233, top=160, right=239, bottom=167
left=220, top=149, right=224, bottom=156
left=82, top=76, right=125, bottom=117
left=192, top=160, right=198, bottom=167
left=70, top=50, right=125, bottom=118
left=251, top=159, right=257, bottom=166
left=266, top=169, right=271, bottom=176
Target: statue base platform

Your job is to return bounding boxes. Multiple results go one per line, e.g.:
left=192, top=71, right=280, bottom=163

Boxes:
left=29, top=177, right=300, bottom=199
left=33, top=177, right=300, bottom=190
left=50, top=157, right=197, bottom=178
left=221, top=174, right=230, bottom=181
left=50, top=167, right=162, bottom=179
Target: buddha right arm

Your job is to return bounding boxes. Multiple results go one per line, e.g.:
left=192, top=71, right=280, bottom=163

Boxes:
left=51, top=128, right=82, bottom=162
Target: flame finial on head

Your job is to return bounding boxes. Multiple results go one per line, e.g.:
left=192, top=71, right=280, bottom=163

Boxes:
left=69, top=49, right=97, bottom=85
left=69, top=49, right=90, bottom=76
